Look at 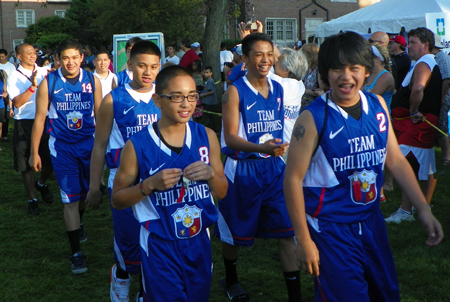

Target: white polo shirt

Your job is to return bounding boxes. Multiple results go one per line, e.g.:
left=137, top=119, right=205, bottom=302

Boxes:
left=7, top=64, right=47, bottom=120
left=93, top=70, right=117, bottom=98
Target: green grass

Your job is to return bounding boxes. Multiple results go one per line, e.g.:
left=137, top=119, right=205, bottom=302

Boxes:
left=0, top=122, right=449, bottom=302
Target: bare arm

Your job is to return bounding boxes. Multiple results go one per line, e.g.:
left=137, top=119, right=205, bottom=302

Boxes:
left=112, top=140, right=183, bottom=209
left=409, top=62, right=431, bottom=123
left=93, top=76, right=103, bottom=117
left=222, top=85, right=288, bottom=156
left=283, top=110, right=320, bottom=277
left=12, top=70, right=38, bottom=109
left=370, top=71, right=395, bottom=96
left=29, top=77, right=49, bottom=171
left=86, top=93, right=114, bottom=209
left=441, top=78, right=450, bottom=105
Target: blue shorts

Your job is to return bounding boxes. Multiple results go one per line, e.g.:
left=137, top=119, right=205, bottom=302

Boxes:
left=215, top=156, right=294, bottom=246
left=140, top=228, right=212, bottom=302
left=309, top=210, right=399, bottom=302
left=108, top=170, right=141, bottom=275
left=49, top=136, right=93, bottom=203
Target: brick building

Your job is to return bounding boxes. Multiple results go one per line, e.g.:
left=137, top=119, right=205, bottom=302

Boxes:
left=0, top=0, right=70, bottom=52
left=226, top=0, right=380, bottom=46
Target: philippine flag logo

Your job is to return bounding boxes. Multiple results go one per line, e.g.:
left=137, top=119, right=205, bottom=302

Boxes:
left=172, top=204, right=202, bottom=239
left=348, top=169, right=377, bottom=205
left=66, top=111, right=83, bottom=131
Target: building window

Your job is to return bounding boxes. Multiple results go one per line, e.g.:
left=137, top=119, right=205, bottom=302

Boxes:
left=13, top=39, right=24, bottom=49
left=55, top=10, right=66, bottom=18
left=266, top=18, right=296, bottom=43
left=16, top=10, right=35, bottom=28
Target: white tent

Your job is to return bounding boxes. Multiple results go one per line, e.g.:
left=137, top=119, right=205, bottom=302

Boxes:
left=315, top=0, right=450, bottom=38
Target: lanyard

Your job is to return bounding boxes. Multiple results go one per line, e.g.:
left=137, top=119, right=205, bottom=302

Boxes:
left=16, top=65, right=34, bottom=84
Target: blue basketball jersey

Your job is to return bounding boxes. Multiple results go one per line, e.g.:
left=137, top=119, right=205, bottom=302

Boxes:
left=46, top=68, right=96, bottom=143
left=303, top=91, right=389, bottom=223
left=131, top=121, right=218, bottom=241
left=221, top=76, right=284, bottom=159
left=116, top=69, right=132, bottom=87
left=105, top=84, right=160, bottom=169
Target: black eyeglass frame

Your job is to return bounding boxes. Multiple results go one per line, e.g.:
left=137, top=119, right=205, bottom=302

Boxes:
left=158, top=93, right=200, bottom=103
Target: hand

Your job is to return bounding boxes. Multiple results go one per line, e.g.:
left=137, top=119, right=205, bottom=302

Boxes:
left=296, top=238, right=320, bottom=277
left=313, top=89, right=324, bottom=97
left=417, top=209, right=444, bottom=246
left=261, top=138, right=289, bottom=156
left=238, top=20, right=264, bottom=40
left=30, top=70, right=38, bottom=88
left=29, top=154, right=42, bottom=172
left=410, top=111, right=424, bottom=124
left=183, top=161, right=213, bottom=181
left=144, top=168, right=183, bottom=192
left=9, top=109, right=14, bottom=118
left=1, top=91, right=7, bottom=98
left=255, top=20, right=264, bottom=33
left=86, top=189, right=102, bottom=210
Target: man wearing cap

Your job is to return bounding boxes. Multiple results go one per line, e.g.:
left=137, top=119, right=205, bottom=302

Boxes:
left=389, top=35, right=411, bottom=90
left=179, top=38, right=199, bottom=73
left=387, top=27, right=442, bottom=224
left=191, top=42, right=202, bottom=55
left=432, top=34, right=450, bottom=165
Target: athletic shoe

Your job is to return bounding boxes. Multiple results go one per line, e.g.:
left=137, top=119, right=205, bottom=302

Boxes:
left=136, top=293, right=143, bottom=302
left=27, top=199, right=40, bottom=215
left=79, top=223, right=87, bottom=242
left=70, top=252, right=87, bottom=274
left=110, top=264, right=131, bottom=302
left=34, top=180, right=54, bottom=204
left=385, top=208, right=415, bottom=224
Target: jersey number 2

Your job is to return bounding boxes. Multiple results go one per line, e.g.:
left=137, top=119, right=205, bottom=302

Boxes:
left=377, top=113, right=386, bottom=132
left=199, top=147, right=210, bottom=164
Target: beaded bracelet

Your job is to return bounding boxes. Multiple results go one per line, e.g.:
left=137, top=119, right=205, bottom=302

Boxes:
left=140, top=180, right=149, bottom=196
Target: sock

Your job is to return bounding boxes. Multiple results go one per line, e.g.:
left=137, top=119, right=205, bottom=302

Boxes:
left=67, top=230, right=81, bottom=255
left=224, top=257, right=238, bottom=288
left=116, top=265, right=130, bottom=279
left=36, top=180, right=44, bottom=187
left=284, top=270, right=301, bottom=302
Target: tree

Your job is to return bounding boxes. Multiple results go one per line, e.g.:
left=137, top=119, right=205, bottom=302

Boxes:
left=24, top=16, right=77, bottom=48
left=65, top=0, right=103, bottom=46
left=202, top=0, right=229, bottom=99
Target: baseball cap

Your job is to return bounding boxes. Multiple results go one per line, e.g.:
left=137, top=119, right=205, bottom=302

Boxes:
left=235, top=45, right=243, bottom=56
left=191, top=42, right=200, bottom=48
left=434, top=33, right=444, bottom=49
left=389, top=36, right=406, bottom=47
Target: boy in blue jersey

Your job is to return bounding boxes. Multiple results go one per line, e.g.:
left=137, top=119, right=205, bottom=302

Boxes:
left=284, top=31, right=443, bottom=302
left=86, top=40, right=161, bottom=302
left=215, top=33, right=300, bottom=302
left=29, top=39, right=103, bottom=274
left=111, top=65, right=228, bottom=302
left=115, top=37, right=142, bottom=88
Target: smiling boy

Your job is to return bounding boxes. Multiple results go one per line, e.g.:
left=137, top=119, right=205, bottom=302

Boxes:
left=284, top=31, right=443, bottom=302
left=111, top=65, right=227, bottom=301
left=86, top=40, right=161, bottom=302
left=29, top=39, right=102, bottom=274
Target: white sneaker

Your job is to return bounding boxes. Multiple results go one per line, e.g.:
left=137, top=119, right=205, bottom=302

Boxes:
left=385, top=208, right=415, bottom=224
left=110, top=264, right=131, bottom=302
left=136, top=293, right=143, bottom=302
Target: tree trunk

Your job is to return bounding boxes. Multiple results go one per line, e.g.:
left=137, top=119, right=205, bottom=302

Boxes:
left=203, top=0, right=228, bottom=101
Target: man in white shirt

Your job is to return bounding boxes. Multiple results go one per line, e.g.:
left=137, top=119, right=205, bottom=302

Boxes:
left=93, top=50, right=117, bottom=98
left=0, top=49, right=16, bottom=76
left=164, top=44, right=180, bottom=65
left=7, top=43, right=54, bottom=215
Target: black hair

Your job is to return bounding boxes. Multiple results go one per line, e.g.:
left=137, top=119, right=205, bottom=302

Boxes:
left=241, top=33, right=273, bottom=57
left=129, top=40, right=161, bottom=60
left=182, top=39, right=191, bottom=47
left=204, top=66, right=213, bottom=72
left=318, top=31, right=374, bottom=87
left=0, top=49, right=7, bottom=56
left=125, top=37, right=142, bottom=51
left=155, top=65, right=194, bottom=94
left=408, top=27, right=434, bottom=52
left=220, top=42, right=226, bottom=49
left=94, top=49, right=110, bottom=58
left=57, top=39, right=83, bottom=57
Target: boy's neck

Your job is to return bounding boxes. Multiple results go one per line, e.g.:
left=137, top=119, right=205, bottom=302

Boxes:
left=157, top=120, right=186, bottom=147
left=246, top=72, right=268, bottom=89
left=128, top=80, right=153, bottom=93
left=96, top=69, right=109, bottom=77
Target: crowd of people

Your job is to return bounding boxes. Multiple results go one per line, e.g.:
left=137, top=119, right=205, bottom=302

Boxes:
left=0, top=20, right=447, bottom=302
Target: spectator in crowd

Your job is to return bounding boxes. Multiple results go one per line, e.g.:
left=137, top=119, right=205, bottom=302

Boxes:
left=164, top=44, right=180, bottom=65
left=387, top=27, right=442, bottom=223
left=115, top=37, right=142, bottom=87
left=8, top=51, right=19, bottom=67
left=200, top=65, right=218, bottom=130
left=93, top=50, right=117, bottom=98
left=175, top=44, right=185, bottom=60
left=369, top=31, right=390, bottom=47
left=179, top=38, right=199, bottom=73
left=0, top=70, right=9, bottom=149
left=301, top=43, right=324, bottom=110
left=191, top=42, right=202, bottom=55
left=84, top=45, right=95, bottom=66
left=0, top=49, right=16, bottom=76
left=388, top=35, right=411, bottom=90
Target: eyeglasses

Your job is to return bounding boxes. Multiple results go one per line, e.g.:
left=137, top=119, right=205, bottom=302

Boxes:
left=159, top=93, right=200, bottom=103
left=416, top=29, right=429, bottom=41
left=368, top=39, right=381, bottom=44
